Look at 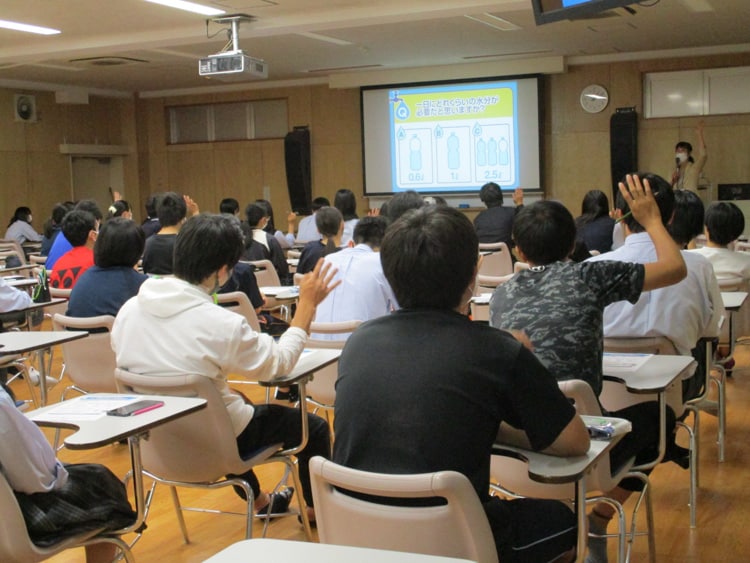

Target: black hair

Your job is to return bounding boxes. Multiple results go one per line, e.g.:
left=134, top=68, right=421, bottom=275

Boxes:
left=44, top=203, right=73, bottom=238
left=61, top=210, right=97, bottom=247
left=381, top=206, right=478, bottom=310
left=513, top=201, right=576, bottom=265
left=254, top=199, right=276, bottom=233
left=7, top=206, right=31, bottom=227
left=311, top=197, right=330, bottom=212
left=245, top=203, right=266, bottom=228
left=145, top=194, right=159, bottom=218
left=94, top=217, right=145, bottom=268
left=576, top=189, right=610, bottom=228
left=220, top=198, right=240, bottom=215
left=156, top=192, right=187, bottom=227
left=74, top=199, right=103, bottom=221
left=353, top=216, right=387, bottom=247
left=479, top=182, right=504, bottom=208
left=615, top=173, right=675, bottom=233
left=316, top=207, right=343, bottom=255
left=174, top=214, right=244, bottom=285
left=334, top=189, right=358, bottom=221
left=705, top=202, right=745, bottom=246
left=668, top=189, right=705, bottom=247
left=384, top=191, right=424, bottom=224
left=107, top=200, right=131, bottom=220
left=675, top=141, right=695, bottom=164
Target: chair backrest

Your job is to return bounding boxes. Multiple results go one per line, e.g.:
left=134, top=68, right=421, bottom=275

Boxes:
left=717, top=275, right=745, bottom=291
left=306, top=321, right=362, bottom=407
left=0, top=470, right=40, bottom=561
left=214, top=292, right=261, bottom=332
left=49, top=286, right=72, bottom=299
left=114, top=368, right=255, bottom=482
left=309, top=457, right=498, bottom=563
left=52, top=314, right=118, bottom=393
left=248, top=259, right=281, bottom=287
left=478, top=242, right=513, bottom=277
left=474, top=273, right=513, bottom=294
left=513, top=261, right=529, bottom=273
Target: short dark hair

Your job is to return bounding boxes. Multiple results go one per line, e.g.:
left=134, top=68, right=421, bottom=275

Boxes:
left=615, top=173, right=675, bottom=233
left=156, top=192, right=187, bottom=226
left=220, top=198, right=240, bottom=215
left=381, top=206, right=478, bottom=310
left=705, top=202, right=745, bottom=246
left=384, top=191, right=424, bottom=224
left=254, top=199, right=276, bottom=233
left=107, top=200, right=131, bottom=219
left=668, top=189, right=705, bottom=247
left=94, top=217, right=145, bottom=268
left=334, top=189, right=358, bottom=220
left=52, top=203, right=71, bottom=225
left=578, top=190, right=610, bottom=224
left=75, top=199, right=103, bottom=221
left=174, top=214, right=244, bottom=284
left=675, top=141, right=695, bottom=163
left=513, top=201, right=576, bottom=265
left=315, top=207, right=343, bottom=238
left=353, top=216, right=387, bottom=247
left=145, top=194, right=159, bottom=217
left=479, top=182, right=504, bottom=208
left=311, top=197, right=330, bottom=212
left=62, top=210, right=97, bottom=247
left=245, top=203, right=266, bottom=227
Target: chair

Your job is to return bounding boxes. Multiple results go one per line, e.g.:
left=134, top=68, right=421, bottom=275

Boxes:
left=305, top=320, right=362, bottom=435
left=602, top=337, right=701, bottom=528
left=215, top=291, right=262, bottom=332
left=0, top=471, right=134, bottom=563
left=478, top=242, right=513, bottom=278
left=248, top=259, right=294, bottom=321
left=490, top=379, right=653, bottom=563
left=309, top=456, right=498, bottom=563
left=114, top=368, right=314, bottom=541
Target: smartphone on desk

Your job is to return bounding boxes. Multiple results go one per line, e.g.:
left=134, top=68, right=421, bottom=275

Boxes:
left=107, top=399, right=164, bottom=417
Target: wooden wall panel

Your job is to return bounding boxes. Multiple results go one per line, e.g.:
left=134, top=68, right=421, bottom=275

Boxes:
left=213, top=143, right=265, bottom=210
left=166, top=146, right=216, bottom=207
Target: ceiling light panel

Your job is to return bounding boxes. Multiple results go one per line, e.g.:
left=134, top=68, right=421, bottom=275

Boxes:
left=144, top=0, right=226, bottom=16
left=0, top=19, right=60, bottom=35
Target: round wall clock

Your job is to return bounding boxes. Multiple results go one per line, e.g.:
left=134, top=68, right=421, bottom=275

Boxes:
left=580, top=84, right=609, bottom=113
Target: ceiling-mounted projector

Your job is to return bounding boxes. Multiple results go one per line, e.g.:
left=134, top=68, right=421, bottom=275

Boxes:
left=199, top=13, right=267, bottom=81
left=199, top=51, right=268, bottom=81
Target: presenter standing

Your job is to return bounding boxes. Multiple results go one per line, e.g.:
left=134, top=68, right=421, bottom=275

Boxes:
left=672, top=120, right=707, bottom=192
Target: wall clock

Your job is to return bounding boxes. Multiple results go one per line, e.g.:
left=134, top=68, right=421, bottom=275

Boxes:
left=580, top=84, right=609, bottom=113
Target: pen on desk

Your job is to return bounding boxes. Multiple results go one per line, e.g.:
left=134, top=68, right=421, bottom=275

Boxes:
left=132, top=403, right=164, bottom=416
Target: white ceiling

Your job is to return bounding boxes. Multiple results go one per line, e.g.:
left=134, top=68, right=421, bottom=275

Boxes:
left=0, top=0, right=748, bottom=96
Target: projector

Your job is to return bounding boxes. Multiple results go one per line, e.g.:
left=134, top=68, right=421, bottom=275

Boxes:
left=198, top=51, right=268, bottom=81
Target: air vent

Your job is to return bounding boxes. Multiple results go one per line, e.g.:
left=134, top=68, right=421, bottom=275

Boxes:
left=305, top=64, right=383, bottom=73
left=69, top=56, right=148, bottom=67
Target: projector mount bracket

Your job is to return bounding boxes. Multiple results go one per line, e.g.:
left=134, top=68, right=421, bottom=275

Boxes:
left=209, top=14, right=256, bottom=54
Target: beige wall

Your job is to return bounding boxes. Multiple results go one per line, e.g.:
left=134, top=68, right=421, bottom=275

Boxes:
left=4, top=52, right=750, bottom=231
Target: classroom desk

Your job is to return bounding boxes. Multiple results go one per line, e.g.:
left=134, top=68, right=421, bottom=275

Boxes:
left=0, top=329, right=86, bottom=406
left=27, top=393, right=207, bottom=535
left=205, top=538, right=474, bottom=562
left=493, top=415, right=631, bottom=563
left=0, top=264, right=35, bottom=275
left=720, top=291, right=748, bottom=357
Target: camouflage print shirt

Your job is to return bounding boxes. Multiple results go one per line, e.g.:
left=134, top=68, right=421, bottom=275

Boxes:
left=489, top=260, right=644, bottom=396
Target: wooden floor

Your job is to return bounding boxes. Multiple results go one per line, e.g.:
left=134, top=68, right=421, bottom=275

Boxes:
left=11, top=333, right=750, bottom=562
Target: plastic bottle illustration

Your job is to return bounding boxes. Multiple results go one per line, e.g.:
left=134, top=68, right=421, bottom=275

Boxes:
left=476, top=138, right=486, bottom=167
left=447, top=133, right=460, bottom=170
left=499, top=137, right=509, bottom=166
left=409, top=135, right=422, bottom=171
left=488, top=138, right=498, bottom=166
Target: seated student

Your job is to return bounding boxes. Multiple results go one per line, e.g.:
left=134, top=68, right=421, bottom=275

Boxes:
left=67, top=218, right=148, bottom=318
left=575, top=189, right=616, bottom=254
left=333, top=205, right=590, bottom=563
left=141, top=194, right=161, bottom=238
left=0, top=386, right=136, bottom=562
left=1, top=277, right=33, bottom=398
left=668, top=189, right=705, bottom=250
left=112, top=214, right=338, bottom=522
left=296, top=197, right=329, bottom=243
left=49, top=210, right=98, bottom=289
left=588, top=174, right=724, bottom=402
left=142, top=192, right=199, bottom=275
left=691, top=201, right=750, bottom=280
left=4, top=206, right=43, bottom=245
left=40, top=203, right=73, bottom=257
left=254, top=199, right=296, bottom=249
left=46, top=200, right=103, bottom=270
left=243, top=203, right=290, bottom=283
left=382, top=190, right=425, bottom=225
left=217, top=216, right=265, bottom=317
left=297, top=207, right=343, bottom=275
left=106, top=200, right=132, bottom=220
left=220, top=197, right=253, bottom=244
left=473, top=182, right=524, bottom=246
left=490, top=175, right=687, bottom=563
left=333, top=189, right=359, bottom=246
left=312, top=216, right=396, bottom=340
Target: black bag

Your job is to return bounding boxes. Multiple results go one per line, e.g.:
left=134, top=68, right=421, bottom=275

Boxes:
left=29, top=268, right=50, bottom=326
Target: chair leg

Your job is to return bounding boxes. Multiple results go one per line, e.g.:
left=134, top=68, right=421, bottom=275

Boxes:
left=82, top=535, right=135, bottom=563
left=624, top=472, right=655, bottom=563
left=586, top=496, right=626, bottom=563
left=279, top=456, right=313, bottom=541
left=169, top=485, right=191, bottom=543
left=676, top=418, right=698, bottom=528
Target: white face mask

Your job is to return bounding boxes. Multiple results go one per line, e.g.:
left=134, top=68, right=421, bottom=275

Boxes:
left=675, top=152, right=688, bottom=164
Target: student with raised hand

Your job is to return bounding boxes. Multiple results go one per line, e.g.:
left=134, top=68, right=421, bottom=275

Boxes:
left=112, top=213, right=339, bottom=524
left=141, top=192, right=199, bottom=275
left=491, top=174, right=687, bottom=563
left=672, top=120, right=707, bottom=191
left=334, top=205, right=589, bottom=563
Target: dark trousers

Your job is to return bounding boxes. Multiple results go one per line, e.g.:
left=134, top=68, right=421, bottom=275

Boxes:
left=234, top=403, right=330, bottom=506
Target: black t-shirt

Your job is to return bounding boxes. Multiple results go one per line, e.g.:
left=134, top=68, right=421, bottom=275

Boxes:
left=142, top=234, right=176, bottom=275
left=218, top=262, right=264, bottom=309
left=333, top=308, right=576, bottom=502
left=473, top=205, right=519, bottom=246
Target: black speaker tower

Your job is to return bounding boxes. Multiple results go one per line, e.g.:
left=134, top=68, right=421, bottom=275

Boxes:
left=284, top=126, right=312, bottom=214
left=609, top=107, right=638, bottom=203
